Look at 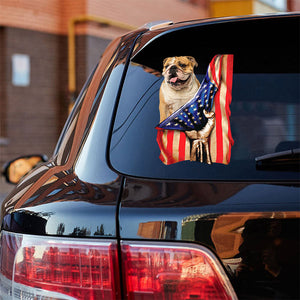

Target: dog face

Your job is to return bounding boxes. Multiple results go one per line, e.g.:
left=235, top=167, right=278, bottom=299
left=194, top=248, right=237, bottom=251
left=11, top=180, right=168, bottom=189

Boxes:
left=162, top=56, right=198, bottom=90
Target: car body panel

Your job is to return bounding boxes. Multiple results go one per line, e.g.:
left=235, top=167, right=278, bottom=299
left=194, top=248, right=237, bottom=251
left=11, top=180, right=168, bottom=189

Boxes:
left=119, top=179, right=300, bottom=298
left=2, top=169, right=122, bottom=237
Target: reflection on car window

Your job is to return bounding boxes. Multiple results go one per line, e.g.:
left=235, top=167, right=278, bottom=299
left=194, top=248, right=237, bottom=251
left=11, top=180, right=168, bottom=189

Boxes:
left=53, top=66, right=96, bottom=157
left=109, top=18, right=299, bottom=180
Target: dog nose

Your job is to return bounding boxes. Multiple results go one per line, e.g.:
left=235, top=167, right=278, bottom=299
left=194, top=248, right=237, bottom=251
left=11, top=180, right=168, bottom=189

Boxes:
left=170, top=65, right=177, bottom=70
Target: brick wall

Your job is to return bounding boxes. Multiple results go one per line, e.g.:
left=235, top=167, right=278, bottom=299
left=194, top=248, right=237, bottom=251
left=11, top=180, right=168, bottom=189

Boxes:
left=0, top=28, right=66, bottom=162
left=0, top=0, right=207, bottom=36
left=0, top=26, right=113, bottom=165
left=289, top=0, right=300, bottom=10
left=0, top=0, right=64, bottom=34
left=75, top=35, right=111, bottom=95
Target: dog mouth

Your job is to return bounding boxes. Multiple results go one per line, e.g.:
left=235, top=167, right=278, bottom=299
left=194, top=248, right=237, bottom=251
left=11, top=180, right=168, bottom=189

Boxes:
left=168, top=75, right=190, bottom=86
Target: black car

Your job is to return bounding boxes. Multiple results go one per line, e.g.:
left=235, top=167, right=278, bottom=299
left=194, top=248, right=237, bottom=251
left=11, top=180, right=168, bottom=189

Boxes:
left=1, top=14, right=299, bottom=300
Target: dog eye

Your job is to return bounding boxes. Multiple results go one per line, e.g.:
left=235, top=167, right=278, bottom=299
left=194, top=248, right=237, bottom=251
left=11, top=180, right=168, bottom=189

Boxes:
left=179, top=63, right=187, bottom=68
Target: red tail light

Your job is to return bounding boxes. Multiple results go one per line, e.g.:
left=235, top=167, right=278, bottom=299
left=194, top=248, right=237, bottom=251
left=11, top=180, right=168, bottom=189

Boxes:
left=121, top=241, right=237, bottom=300
left=0, top=231, right=121, bottom=299
left=0, top=231, right=236, bottom=299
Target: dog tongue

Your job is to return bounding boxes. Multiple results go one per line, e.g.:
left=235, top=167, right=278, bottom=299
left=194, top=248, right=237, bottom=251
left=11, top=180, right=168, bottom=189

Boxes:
left=170, top=77, right=178, bottom=83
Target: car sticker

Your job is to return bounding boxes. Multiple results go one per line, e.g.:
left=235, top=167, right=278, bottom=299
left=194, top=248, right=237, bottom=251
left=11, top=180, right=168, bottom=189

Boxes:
left=156, top=54, right=234, bottom=165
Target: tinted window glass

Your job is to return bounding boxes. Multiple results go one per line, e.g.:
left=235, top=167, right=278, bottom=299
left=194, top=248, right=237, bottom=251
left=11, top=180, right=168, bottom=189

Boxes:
left=109, top=17, right=299, bottom=180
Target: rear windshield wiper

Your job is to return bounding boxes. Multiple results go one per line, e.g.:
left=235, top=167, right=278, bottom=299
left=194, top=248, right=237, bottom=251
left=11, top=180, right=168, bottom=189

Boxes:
left=255, top=148, right=300, bottom=171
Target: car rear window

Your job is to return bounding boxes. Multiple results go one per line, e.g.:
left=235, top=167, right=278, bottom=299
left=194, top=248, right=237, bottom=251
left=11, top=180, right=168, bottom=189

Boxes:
left=109, top=16, right=299, bottom=180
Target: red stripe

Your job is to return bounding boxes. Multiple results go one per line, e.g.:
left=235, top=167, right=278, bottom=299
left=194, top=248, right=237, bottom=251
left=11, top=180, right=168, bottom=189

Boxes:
left=156, top=129, right=165, bottom=163
left=157, top=129, right=174, bottom=165
left=214, top=91, right=223, bottom=163
left=225, top=55, right=234, bottom=163
left=166, top=130, right=175, bottom=164
left=214, top=56, right=224, bottom=163
left=157, top=130, right=187, bottom=164
left=178, top=131, right=186, bottom=161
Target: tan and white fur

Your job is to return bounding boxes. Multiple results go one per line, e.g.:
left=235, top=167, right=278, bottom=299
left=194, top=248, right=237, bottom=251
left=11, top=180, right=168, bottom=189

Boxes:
left=159, top=56, right=200, bottom=122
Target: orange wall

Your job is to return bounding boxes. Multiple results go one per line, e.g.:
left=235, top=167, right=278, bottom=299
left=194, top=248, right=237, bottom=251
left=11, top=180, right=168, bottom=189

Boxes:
left=0, top=0, right=208, bottom=38
left=289, top=0, right=300, bottom=10
left=0, top=0, right=65, bottom=34
left=210, top=0, right=252, bottom=17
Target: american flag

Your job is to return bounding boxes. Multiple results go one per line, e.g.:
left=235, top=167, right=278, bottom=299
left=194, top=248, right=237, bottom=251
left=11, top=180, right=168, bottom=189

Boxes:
left=156, top=54, right=234, bottom=165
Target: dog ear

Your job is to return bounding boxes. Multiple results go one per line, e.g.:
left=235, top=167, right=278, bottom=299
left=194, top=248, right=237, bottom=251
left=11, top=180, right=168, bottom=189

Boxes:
left=162, top=57, right=170, bottom=67
left=187, top=56, right=198, bottom=68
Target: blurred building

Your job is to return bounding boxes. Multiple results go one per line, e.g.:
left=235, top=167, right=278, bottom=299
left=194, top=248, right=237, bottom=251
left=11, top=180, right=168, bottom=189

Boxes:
left=0, top=0, right=207, bottom=165
left=209, top=0, right=299, bottom=17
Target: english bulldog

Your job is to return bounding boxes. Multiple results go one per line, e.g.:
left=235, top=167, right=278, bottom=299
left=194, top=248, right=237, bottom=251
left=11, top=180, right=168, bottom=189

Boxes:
left=159, top=56, right=200, bottom=122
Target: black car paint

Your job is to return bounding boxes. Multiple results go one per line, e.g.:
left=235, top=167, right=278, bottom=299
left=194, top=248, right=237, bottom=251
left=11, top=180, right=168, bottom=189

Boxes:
left=1, top=14, right=299, bottom=299
left=2, top=174, right=299, bottom=298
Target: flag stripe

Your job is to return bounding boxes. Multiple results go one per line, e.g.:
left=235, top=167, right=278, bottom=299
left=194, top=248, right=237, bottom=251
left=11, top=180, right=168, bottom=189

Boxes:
left=173, top=131, right=180, bottom=162
left=215, top=85, right=224, bottom=163
left=222, top=55, right=230, bottom=164
left=210, top=56, right=218, bottom=85
left=157, top=129, right=166, bottom=163
left=178, top=131, right=187, bottom=161
left=157, top=130, right=190, bottom=165
left=167, top=130, right=175, bottom=164
left=214, top=55, right=224, bottom=164
left=225, top=55, right=234, bottom=164
left=210, top=54, right=234, bottom=165
left=220, top=72, right=228, bottom=164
